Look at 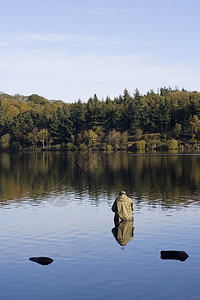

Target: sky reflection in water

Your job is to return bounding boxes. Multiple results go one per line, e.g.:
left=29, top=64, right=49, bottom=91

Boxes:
left=0, top=152, right=200, bottom=299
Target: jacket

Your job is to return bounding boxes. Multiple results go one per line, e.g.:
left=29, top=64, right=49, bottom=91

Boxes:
left=112, top=194, right=134, bottom=222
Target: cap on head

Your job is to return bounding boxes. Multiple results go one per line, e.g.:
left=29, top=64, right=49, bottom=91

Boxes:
left=119, top=191, right=126, bottom=196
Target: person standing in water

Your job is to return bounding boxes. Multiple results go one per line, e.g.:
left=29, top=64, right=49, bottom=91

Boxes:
left=111, top=191, right=134, bottom=225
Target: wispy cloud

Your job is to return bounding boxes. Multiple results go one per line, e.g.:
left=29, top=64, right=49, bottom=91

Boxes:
left=13, top=33, right=73, bottom=43
left=0, top=43, right=199, bottom=101
left=161, top=0, right=173, bottom=4
left=0, top=31, right=130, bottom=51
left=32, top=10, right=48, bottom=16
left=80, top=8, right=129, bottom=15
left=56, top=5, right=130, bottom=16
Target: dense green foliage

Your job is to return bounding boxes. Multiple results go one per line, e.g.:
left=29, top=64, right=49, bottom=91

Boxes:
left=1, top=87, right=200, bottom=151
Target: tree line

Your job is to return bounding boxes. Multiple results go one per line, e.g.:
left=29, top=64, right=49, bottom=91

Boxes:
left=1, top=87, right=200, bottom=151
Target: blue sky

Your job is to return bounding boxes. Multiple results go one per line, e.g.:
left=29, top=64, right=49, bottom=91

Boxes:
left=0, top=0, right=200, bottom=102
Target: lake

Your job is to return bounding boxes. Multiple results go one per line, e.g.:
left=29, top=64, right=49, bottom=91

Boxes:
left=0, top=151, right=200, bottom=300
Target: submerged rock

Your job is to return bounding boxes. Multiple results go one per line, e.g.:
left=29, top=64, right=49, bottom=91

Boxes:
left=160, top=250, right=189, bottom=262
left=29, top=257, right=54, bottom=266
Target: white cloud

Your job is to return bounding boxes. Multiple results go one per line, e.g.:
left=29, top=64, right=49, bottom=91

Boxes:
left=161, top=0, right=173, bottom=4
left=53, top=5, right=131, bottom=16
left=0, top=32, right=130, bottom=52
left=2, top=33, right=73, bottom=43
left=0, top=44, right=199, bottom=101
left=32, top=10, right=48, bottom=16
left=80, top=8, right=129, bottom=15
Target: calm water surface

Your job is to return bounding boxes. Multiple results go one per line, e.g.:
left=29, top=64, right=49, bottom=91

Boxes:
left=0, top=152, right=200, bottom=300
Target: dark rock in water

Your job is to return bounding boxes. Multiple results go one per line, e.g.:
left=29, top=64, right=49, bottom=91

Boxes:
left=160, top=250, right=189, bottom=262
left=29, top=257, right=54, bottom=265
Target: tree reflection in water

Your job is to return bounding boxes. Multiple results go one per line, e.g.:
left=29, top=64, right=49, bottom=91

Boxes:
left=1, top=152, right=200, bottom=209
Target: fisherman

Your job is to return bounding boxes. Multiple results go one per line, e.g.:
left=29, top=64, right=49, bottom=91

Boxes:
left=111, top=191, right=134, bottom=225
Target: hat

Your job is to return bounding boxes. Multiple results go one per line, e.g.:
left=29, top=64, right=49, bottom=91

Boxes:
left=119, top=191, right=126, bottom=196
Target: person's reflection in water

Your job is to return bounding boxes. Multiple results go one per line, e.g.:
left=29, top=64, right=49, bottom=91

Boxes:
left=112, top=220, right=134, bottom=248
left=111, top=191, right=134, bottom=248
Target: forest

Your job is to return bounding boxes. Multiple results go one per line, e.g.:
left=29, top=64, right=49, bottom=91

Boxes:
left=1, top=87, right=200, bottom=151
